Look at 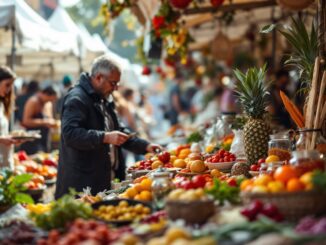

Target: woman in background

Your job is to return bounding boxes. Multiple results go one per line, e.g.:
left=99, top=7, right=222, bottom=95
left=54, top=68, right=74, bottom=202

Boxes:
left=0, top=66, right=19, bottom=169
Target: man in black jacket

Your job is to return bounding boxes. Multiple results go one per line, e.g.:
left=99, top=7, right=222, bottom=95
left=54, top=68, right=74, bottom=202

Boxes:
left=55, top=55, right=161, bottom=199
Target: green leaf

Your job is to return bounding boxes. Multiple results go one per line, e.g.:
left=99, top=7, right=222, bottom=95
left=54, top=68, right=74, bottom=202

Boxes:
left=260, top=24, right=278, bottom=33
left=11, top=174, right=33, bottom=186
left=15, top=193, right=34, bottom=204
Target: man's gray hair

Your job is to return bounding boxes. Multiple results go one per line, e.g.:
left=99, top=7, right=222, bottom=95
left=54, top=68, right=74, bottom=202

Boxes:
left=90, top=55, right=121, bottom=77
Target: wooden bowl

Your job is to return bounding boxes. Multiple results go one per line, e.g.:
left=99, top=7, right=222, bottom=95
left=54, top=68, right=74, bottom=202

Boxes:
left=165, top=199, right=215, bottom=224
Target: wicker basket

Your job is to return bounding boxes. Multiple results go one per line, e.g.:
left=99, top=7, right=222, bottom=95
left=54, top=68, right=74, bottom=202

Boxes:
left=165, top=199, right=215, bottom=224
left=241, top=191, right=326, bottom=222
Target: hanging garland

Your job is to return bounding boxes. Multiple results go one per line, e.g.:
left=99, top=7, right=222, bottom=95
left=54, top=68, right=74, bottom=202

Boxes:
left=101, top=0, right=225, bottom=64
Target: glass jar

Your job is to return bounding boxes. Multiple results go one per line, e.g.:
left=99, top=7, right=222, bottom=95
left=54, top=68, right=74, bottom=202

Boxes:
left=215, top=113, right=236, bottom=142
left=151, top=171, right=174, bottom=210
left=290, top=150, right=325, bottom=175
left=268, top=134, right=292, bottom=161
left=296, top=129, right=326, bottom=156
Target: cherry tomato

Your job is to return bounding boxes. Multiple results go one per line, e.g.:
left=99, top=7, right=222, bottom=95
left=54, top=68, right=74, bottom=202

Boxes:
left=224, top=156, right=230, bottom=162
left=250, top=164, right=259, bottom=171
left=258, top=158, right=266, bottom=165
left=227, top=178, right=237, bottom=187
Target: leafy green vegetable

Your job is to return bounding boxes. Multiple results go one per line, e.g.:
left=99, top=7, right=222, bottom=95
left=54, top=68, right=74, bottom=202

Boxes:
left=186, top=131, right=203, bottom=144
left=31, top=193, right=93, bottom=230
left=205, top=178, right=240, bottom=205
left=312, top=170, right=326, bottom=191
left=0, top=168, right=34, bottom=207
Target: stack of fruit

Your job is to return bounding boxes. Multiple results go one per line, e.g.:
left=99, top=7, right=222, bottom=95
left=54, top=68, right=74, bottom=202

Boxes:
left=205, top=149, right=236, bottom=163
left=93, top=200, right=151, bottom=222
left=119, top=177, right=153, bottom=201
left=241, top=166, right=314, bottom=193
left=250, top=155, right=282, bottom=173
left=174, top=174, right=212, bottom=190
left=167, top=188, right=208, bottom=201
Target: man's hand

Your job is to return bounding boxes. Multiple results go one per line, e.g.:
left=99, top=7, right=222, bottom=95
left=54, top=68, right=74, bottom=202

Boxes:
left=146, top=143, right=163, bottom=153
left=103, top=131, right=129, bottom=146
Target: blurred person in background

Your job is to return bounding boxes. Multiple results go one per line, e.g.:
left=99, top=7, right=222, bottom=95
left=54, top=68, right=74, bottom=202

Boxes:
left=194, top=87, right=224, bottom=127
left=168, top=77, right=189, bottom=126
left=56, top=75, right=73, bottom=117
left=269, top=69, right=293, bottom=129
left=220, top=77, right=240, bottom=114
left=15, top=80, right=39, bottom=123
left=20, top=86, right=58, bottom=154
left=0, top=66, right=21, bottom=169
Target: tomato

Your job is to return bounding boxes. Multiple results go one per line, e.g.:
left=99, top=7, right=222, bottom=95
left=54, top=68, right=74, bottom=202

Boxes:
left=250, top=164, right=259, bottom=171
left=219, top=149, right=225, bottom=156
left=18, top=151, right=28, bottom=161
left=158, top=151, right=170, bottom=163
left=258, top=158, right=265, bottom=165
left=224, top=156, right=230, bottom=162
left=227, top=178, right=237, bottom=187
left=192, top=175, right=206, bottom=188
left=180, top=180, right=195, bottom=190
left=43, top=159, right=57, bottom=167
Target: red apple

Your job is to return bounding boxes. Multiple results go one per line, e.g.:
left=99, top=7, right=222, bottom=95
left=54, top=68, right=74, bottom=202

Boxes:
left=158, top=151, right=170, bottom=163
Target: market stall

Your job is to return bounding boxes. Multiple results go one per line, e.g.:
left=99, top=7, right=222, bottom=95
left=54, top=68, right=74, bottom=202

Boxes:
left=1, top=0, right=326, bottom=244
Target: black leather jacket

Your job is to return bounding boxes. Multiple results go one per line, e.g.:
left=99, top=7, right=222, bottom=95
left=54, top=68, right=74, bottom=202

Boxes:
left=55, top=73, right=149, bottom=198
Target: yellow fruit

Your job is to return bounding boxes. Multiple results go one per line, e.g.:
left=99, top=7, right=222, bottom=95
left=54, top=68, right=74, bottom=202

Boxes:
left=140, top=178, right=152, bottom=191
left=170, top=156, right=177, bottom=163
left=145, top=153, right=154, bottom=160
left=134, top=194, right=141, bottom=200
left=211, top=169, right=222, bottom=178
left=265, top=155, right=280, bottom=163
left=300, top=172, right=313, bottom=190
left=189, top=160, right=206, bottom=173
left=139, top=190, right=152, bottom=201
left=179, top=149, right=191, bottom=157
left=168, top=189, right=185, bottom=200
left=205, top=144, right=215, bottom=153
left=152, top=160, right=163, bottom=169
left=254, top=175, right=273, bottom=186
left=125, top=188, right=137, bottom=198
left=251, top=185, right=269, bottom=193
left=165, top=227, right=190, bottom=244
left=240, top=179, right=253, bottom=191
left=267, top=181, right=285, bottom=193
left=134, top=183, right=143, bottom=193
left=173, top=159, right=187, bottom=168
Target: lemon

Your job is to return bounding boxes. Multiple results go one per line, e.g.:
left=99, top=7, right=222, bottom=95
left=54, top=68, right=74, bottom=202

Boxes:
left=265, top=155, right=280, bottom=163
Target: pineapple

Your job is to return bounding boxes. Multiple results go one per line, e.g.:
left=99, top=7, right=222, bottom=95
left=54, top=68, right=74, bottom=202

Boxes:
left=234, top=66, right=270, bottom=164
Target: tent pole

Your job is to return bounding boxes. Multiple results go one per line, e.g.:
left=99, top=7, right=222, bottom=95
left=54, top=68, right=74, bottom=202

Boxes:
left=10, top=25, right=16, bottom=71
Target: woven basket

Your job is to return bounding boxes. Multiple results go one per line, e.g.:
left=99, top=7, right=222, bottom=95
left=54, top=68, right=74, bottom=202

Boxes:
left=166, top=199, right=215, bottom=224
left=241, top=191, right=326, bottom=222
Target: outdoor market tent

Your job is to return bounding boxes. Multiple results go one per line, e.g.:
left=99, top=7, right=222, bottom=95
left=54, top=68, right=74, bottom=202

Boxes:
left=0, top=0, right=80, bottom=80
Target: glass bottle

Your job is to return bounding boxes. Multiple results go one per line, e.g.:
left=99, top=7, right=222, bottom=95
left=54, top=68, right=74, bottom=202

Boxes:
left=151, top=171, right=174, bottom=210
left=296, top=129, right=326, bottom=158
left=290, top=150, right=325, bottom=175
left=268, top=133, right=292, bottom=161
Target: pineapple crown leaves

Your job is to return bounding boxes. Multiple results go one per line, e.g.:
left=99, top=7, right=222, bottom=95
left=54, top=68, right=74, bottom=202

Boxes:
left=233, top=65, right=270, bottom=119
left=261, top=17, right=317, bottom=86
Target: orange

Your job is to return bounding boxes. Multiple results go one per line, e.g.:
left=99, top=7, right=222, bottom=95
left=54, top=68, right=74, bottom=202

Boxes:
left=152, top=160, right=163, bottom=169
left=134, top=183, right=143, bottom=193
left=211, top=169, right=223, bottom=178
left=254, top=174, right=273, bottom=186
left=179, top=149, right=191, bottom=157
left=267, top=181, right=285, bottom=193
left=133, top=175, right=147, bottom=184
left=125, top=187, right=137, bottom=198
left=173, top=159, right=186, bottom=168
left=134, top=194, right=141, bottom=200
left=189, top=160, right=206, bottom=173
left=170, top=155, right=177, bottom=163
left=274, top=165, right=298, bottom=183
left=286, top=178, right=305, bottom=192
left=265, top=155, right=280, bottom=163
left=240, top=179, right=253, bottom=191
left=139, top=190, right=152, bottom=201
left=140, top=178, right=152, bottom=191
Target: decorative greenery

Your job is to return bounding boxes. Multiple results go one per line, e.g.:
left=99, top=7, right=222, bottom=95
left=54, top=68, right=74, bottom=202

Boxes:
left=30, top=191, right=93, bottom=230
left=0, top=168, right=34, bottom=207
left=261, top=17, right=317, bottom=87
left=186, top=131, right=203, bottom=143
